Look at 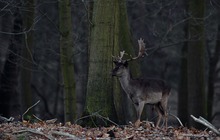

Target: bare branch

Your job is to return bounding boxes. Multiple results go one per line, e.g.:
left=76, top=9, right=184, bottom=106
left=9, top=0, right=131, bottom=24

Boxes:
left=190, top=115, right=220, bottom=136
left=0, top=116, right=14, bottom=123
left=50, top=130, right=79, bottom=139
left=81, top=0, right=94, bottom=26
left=75, top=110, right=119, bottom=126
left=22, top=100, right=40, bottom=121
left=169, top=113, right=184, bottom=127
left=13, top=129, right=54, bottom=140
left=32, top=114, right=43, bottom=122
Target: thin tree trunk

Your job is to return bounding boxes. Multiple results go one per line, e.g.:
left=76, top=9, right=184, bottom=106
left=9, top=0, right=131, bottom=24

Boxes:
left=59, top=0, right=76, bottom=122
left=71, top=0, right=89, bottom=119
left=21, top=0, right=34, bottom=114
left=178, top=23, right=188, bottom=125
left=207, top=24, right=220, bottom=121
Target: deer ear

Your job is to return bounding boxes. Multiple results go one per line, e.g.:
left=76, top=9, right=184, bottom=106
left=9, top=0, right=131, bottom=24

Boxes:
left=113, top=60, right=117, bottom=64
left=124, top=61, right=128, bottom=67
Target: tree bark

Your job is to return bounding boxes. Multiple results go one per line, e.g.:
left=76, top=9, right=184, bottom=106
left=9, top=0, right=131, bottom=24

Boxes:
left=86, top=0, right=118, bottom=125
left=21, top=0, right=34, bottom=115
left=187, top=0, right=206, bottom=128
left=118, top=0, right=139, bottom=123
left=207, top=24, right=220, bottom=121
left=0, top=6, right=22, bottom=117
left=178, top=41, right=188, bottom=125
left=59, top=0, right=76, bottom=122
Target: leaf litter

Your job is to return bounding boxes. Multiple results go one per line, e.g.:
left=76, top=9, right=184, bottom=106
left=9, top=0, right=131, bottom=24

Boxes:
left=0, top=121, right=219, bottom=140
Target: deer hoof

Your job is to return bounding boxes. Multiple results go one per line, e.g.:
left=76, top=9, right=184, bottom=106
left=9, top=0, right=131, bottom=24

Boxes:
left=134, top=120, right=141, bottom=127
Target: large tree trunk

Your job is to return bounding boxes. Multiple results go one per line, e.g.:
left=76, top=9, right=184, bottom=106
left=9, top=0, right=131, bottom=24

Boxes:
left=85, top=0, right=118, bottom=125
left=187, top=0, right=206, bottom=128
left=59, top=0, right=76, bottom=122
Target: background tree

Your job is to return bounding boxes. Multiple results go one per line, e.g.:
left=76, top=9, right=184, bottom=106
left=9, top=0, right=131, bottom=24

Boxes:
left=187, top=0, right=206, bottom=127
left=178, top=41, right=188, bottom=125
left=71, top=0, right=89, bottom=119
left=0, top=1, right=14, bottom=117
left=178, top=0, right=189, bottom=124
left=59, top=0, right=76, bottom=122
left=207, top=12, right=220, bottom=121
left=20, top=0, right=34, bottom=115
left=0, top=4, right=22, bottom=117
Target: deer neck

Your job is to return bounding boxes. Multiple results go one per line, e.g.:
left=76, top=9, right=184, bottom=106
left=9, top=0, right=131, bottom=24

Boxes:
left=118, top=69, right=133, bottom=95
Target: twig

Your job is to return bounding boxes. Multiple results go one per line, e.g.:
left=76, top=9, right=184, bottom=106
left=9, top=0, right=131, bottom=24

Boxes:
left=75, top=110, right=119, bottom=126
left=81, top=0, right=93, bottom=26
left=45, top=118, right=57, bottom=124
left=190, top=115, right=220, bottom=136
left=50, top=130, right=80, bottom=139
left=180, top=133, right=209, bottom=138
left=0, top=13, right=43, bottom=35
left=22, top=100, right=40, bottom=121
left=75, top=110, right=101, bottom=123
left=0, top=116, right=14, bottom=123
left=125, top=134, right=134, bottom=139
left=13, top=129, right=54, bottom=140
left=96, top=114, right=119, bottom=126
left=169, top=113, right=184, bottom=127
left=32, top=114, right=43, bottom=122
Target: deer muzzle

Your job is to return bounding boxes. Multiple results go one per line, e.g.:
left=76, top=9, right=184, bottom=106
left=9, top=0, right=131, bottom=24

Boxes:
left=111, top=66, right=119, bottom=77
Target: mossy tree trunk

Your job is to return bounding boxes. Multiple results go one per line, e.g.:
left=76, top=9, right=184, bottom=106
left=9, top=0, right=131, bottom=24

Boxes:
left=86, top=0, right=118, bottom=125
left=85, top=0, right=140, bottom=125
left=187, top=0, right=206, bottom=128
left=112, top=0, right=122, bottom=124
left=59, top=0, right=76, bottom=122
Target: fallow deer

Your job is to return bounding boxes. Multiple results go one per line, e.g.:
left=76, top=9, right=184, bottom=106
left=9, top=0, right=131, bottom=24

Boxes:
left=112, top=38, right=171, bottom=128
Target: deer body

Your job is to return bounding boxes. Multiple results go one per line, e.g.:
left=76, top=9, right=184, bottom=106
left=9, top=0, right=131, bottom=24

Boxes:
left=112, top=62, right=170, bottom=127
left=112, top=38, right=171, bottom=128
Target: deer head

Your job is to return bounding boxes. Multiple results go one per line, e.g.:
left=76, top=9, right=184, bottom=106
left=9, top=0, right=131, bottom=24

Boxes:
left=112, top=38, right=147, bottom=77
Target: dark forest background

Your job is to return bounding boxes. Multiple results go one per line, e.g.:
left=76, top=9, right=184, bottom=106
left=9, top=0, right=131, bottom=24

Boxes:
left=0, top=0, right=220, bottom=128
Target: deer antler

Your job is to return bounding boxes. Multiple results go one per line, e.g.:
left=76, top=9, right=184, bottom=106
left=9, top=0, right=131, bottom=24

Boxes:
left=112, top=50, right=125, bottom=62
left=126, top=38, right=147, bottom=61
left=133, top=38, right=147, bottom=59
left=112, top=38, right=147, bottom=63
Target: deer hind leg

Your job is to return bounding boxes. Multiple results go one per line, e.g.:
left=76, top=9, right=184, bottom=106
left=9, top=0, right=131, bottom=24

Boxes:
left=134, top=102, right=145, bottom=127
left=155, top=103, right=163, bottom=128
left=160, top=95, right=169, bottom=129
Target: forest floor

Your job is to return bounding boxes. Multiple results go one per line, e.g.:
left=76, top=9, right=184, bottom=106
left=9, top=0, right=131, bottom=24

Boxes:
left=0, top=120, right=220, bottom=140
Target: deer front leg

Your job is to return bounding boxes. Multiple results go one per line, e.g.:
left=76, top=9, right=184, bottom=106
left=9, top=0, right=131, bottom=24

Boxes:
left=134, top=102, right=145, bottom=127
